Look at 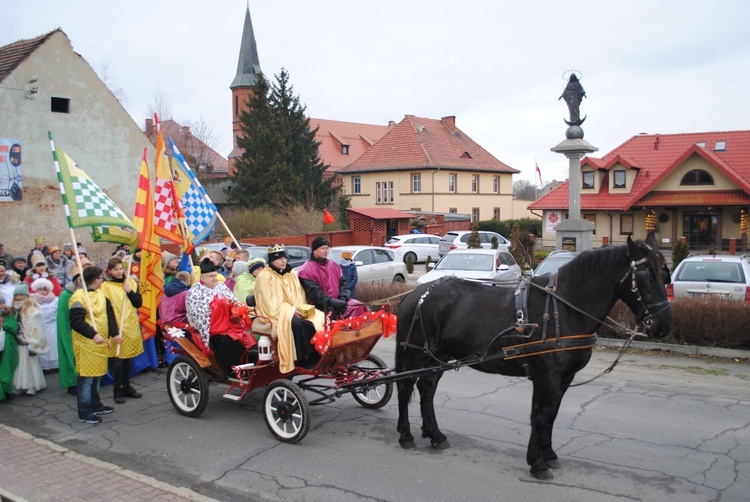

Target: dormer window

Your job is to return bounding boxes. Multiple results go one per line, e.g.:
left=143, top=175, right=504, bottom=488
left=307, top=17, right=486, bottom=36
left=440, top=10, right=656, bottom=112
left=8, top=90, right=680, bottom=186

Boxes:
left=680, top=169, right=714, bottom=186
left=582, top=171, right=594, bottom=189
left=696, top=142, right=706, bottom=148
left=613, top=170, right=626, bottom=188
left=341, top=145, right=349, bottom=155
left=714, top=141, right=726, bottom=152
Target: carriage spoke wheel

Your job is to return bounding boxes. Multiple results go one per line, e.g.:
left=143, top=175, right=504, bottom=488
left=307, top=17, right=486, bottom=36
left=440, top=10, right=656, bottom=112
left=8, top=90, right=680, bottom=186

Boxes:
left=167, top=355, right=209, bottom=418
left=263, top=380, right=310, bottom=443
left=351, top=354, right=393, bottom=409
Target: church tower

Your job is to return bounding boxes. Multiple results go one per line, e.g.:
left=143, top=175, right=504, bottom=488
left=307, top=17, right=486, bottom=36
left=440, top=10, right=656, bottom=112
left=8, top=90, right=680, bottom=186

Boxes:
left=228, top=6, right=262, bottom=174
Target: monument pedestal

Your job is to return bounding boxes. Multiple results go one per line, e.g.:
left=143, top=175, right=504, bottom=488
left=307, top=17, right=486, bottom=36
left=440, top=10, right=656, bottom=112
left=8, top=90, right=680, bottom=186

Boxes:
left=554, top=218, right=594, bottom=252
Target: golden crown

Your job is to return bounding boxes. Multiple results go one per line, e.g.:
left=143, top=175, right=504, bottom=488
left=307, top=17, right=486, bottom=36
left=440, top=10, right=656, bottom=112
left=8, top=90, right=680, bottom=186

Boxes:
left=267, top=244, right=285, bottom=254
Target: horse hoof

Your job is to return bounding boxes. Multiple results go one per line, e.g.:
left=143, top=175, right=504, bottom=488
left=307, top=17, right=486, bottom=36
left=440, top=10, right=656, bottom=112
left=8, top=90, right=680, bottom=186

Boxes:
left=545, top=458, right=562, bottom=470
left=431, top=439, right=451, bottom=450
left=530, top=468, right=553, bottom=481
left=400, top=440, right=417, bottom=450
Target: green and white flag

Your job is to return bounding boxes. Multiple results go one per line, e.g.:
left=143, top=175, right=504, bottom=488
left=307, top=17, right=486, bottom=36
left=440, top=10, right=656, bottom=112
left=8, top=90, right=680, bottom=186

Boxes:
left=50, top=132, right=139, bottom=247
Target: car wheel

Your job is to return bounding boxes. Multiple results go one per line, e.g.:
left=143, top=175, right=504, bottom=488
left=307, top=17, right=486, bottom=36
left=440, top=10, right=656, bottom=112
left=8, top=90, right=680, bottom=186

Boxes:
left=403, top=252, right=417, bottom=264
left=392, top=274, right=405, bottom=283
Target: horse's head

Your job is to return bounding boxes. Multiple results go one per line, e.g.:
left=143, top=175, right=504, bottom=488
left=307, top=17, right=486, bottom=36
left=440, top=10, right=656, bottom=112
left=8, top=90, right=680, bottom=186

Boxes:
left=621, top=232, right=672, bottom=339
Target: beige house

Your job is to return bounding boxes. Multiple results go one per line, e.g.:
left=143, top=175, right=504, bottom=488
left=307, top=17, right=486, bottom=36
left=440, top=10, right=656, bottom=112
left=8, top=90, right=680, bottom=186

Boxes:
left=339, top=115, right=530, bottom=222
left=0, top=29, right=152, bottom=254
left=529, top=130, right=750, bottom=251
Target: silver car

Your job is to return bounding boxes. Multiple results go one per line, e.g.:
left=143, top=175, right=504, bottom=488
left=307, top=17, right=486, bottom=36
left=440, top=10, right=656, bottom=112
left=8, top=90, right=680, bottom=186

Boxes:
left=329, top=246, right=407, bottom=284
left=438, top=230, right=511, bottom=257
left=667, top=254, right=750, bottom=302
left=417, top=248, right=522, bottom=285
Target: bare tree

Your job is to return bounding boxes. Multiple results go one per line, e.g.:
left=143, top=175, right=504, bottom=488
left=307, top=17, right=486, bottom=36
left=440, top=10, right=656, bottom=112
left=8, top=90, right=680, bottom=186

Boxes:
left=98, top=64, right=128, bottom=106
left=513, top=179, right=538, bottom=200
left=148, top=88, right=173, bottom=122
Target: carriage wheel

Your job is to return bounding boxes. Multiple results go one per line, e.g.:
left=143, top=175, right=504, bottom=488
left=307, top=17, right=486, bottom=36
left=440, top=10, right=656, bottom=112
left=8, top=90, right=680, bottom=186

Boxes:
left=263, top=380, right=310, bottom=443
left=351, top=354, right=393, bottom=409
left=167, top=355, right=209, bottom=418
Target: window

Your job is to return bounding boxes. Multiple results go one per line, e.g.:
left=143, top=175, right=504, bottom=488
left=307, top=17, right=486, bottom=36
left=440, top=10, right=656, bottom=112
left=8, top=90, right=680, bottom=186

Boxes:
left=376, top=182, right=382, bottom=204
left=341, top=145, right=350, bottom=155
left=493, top=208, right=500, bottom=220
left=448, top=173, right=456, bottom=193
left=449, top=208, right=457, bottom=213
left=680, top=169, right=714, bottom=186
left=388, top=181, right=394, bottom=204
left=714, top=141, right=727, bottom=152
left=472, top=175, right=479, bottom=193
left=620, top=214, right=634, bottom=235
left=493, top=176, right=499, bottom=194
left=234, top=96, right=239, bottom=116
left=51, top=97, right=70, bottom=113
left=412, top=173, right=421, bottom=193
left=352, top=176, right=361, bottom=195
left=613, top=170, right=626, bottom=188
left=696, top=142, right=706, bottom=148
left=582, top=171, right=594, bottom=189
left=471, top=207, right=479, bottom=222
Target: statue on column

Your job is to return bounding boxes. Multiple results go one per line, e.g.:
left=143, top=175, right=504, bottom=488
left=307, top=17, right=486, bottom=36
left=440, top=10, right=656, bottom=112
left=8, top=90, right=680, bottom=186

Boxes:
left=559, top=73, right=586, bottom=126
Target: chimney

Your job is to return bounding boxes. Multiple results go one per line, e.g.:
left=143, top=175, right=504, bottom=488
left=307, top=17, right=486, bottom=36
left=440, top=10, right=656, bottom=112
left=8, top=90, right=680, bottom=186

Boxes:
left=388, top=120, right=396, bottom=128
left=145, top=119, right=154, bottom=138
left=441, top=116, right=456, bottom=132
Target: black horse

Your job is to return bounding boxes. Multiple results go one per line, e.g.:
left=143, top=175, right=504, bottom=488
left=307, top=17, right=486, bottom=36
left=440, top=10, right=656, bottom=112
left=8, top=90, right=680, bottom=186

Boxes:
left=395, top=234, right=672, bottom=480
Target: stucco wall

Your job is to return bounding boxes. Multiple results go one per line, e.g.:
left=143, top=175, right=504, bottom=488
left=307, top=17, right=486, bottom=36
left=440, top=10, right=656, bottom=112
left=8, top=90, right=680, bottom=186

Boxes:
left=0, top=31, right=152, bottom=260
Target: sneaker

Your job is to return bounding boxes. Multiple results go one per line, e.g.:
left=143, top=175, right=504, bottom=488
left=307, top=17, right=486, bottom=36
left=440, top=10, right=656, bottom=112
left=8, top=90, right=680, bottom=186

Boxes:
left=25, top=390, right=37, bottom=396
left=94, top=406, right=114, bottom=415
left=79, top=415, right=102, bottom=424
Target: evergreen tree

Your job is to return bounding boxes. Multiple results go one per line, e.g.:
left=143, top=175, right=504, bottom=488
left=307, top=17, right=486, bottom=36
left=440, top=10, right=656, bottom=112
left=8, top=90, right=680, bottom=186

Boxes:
left=467, top=222, right=482, bottom=249
left=228, top=69, right=337, bottom=209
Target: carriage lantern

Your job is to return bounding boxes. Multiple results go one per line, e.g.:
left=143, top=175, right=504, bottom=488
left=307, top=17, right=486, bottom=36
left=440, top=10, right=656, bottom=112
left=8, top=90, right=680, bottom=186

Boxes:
left=645, top=208, right=656, bottom=232
left=258, top=336, right=272, bottom=361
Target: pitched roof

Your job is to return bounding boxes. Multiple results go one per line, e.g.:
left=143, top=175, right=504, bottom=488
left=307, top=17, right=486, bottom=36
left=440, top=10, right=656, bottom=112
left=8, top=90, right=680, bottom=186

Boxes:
left=0, top=29, right=59, bottom=83
left=145, top=119, right=228, bottom=176
left=340, top=115, right=519, bottom=174
left=309, top=118, right=391, bottom=171
left=530, top=130, right=750, bottom=211
left=230, top=7, right=261, bottom=88
left=348, top=208, right=414, bottom=219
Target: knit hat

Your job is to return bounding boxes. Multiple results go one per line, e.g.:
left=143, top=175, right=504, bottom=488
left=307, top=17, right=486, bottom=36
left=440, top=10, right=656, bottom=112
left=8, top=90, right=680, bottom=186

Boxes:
left=311, top=236, right=330, bottom=252
left=63, top=243, right=73, bottom=251
left=232, top=261, right=247, bottom=276
left=341, top=251, right=354, bottom=260
left=199, top=257, right=218, bottom=274
left=32, top=277, right=54, bottom=292
left=13, top=283, right=30, bottom=297
left=267, top=244, right=286, bottom=262
left=34, top=237, right=44, bottom=246
left=49, top=245, right=60, bottom=254
left=31, top=253, right=46, bottom=267
left=14, top=256, right=26, bottom=263
left=248, top=258, right=266, bottom=275
left=162, top=252, right=178, bottom=268
left=78, top=245, right=87, bottom=256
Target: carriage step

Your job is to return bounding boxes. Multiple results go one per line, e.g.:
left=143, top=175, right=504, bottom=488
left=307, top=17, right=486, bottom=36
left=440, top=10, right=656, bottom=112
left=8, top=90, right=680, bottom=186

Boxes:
left=222, top=392, right=243, bottom=401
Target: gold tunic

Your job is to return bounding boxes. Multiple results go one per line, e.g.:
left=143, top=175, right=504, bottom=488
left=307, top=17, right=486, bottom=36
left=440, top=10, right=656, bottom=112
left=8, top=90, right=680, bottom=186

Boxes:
left=100, top=279, right=144, bottom=359
left=69, top=288, right=110, bottom=377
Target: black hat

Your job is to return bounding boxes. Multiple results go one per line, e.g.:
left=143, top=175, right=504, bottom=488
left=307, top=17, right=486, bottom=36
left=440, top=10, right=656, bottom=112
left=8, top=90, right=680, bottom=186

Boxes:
left=267, top=244, right=286, bottom=262
left=199, top=257, right=218, bottom=274
left=311, top=236, right=330, bottom=252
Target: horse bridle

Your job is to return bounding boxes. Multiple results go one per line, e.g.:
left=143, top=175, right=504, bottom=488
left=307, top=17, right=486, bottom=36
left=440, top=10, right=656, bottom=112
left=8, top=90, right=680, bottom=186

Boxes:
left=619, top=256, right=670, bottom=335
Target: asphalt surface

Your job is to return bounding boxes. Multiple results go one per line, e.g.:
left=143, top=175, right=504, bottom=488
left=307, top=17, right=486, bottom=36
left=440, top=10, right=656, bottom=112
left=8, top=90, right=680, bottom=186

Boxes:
left=1, top=338, right=749, bottom=502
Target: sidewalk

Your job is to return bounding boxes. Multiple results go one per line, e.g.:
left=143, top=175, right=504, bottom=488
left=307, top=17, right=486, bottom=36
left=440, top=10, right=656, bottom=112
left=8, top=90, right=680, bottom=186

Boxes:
left=0, top=424, right=217, bottom=502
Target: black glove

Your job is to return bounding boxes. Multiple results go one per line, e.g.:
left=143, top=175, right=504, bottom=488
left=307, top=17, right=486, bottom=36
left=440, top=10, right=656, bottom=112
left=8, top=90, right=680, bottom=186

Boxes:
left=337, top=295, right=349, bottom=304
left=328, top=298, right=347, bottom=313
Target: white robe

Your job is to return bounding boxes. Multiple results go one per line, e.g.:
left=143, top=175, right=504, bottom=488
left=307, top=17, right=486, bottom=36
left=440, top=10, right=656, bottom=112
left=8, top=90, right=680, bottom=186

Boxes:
left=36, top=298, right=59, bottom=370
left=13, top=309, right=47, bottom=394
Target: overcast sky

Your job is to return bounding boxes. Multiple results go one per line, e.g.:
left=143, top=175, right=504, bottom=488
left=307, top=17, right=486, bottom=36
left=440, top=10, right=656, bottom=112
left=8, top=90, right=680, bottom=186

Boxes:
left=7, top=0, right=750, bottom=183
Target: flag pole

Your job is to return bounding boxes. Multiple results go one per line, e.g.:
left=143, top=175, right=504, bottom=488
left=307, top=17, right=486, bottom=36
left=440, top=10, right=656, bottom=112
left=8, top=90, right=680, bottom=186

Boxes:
left=67, top=227, right=100, bottom=337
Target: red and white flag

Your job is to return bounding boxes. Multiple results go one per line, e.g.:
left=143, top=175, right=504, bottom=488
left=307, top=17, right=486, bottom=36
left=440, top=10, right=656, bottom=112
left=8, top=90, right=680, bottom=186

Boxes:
left=535, top=161, right=543, bottom=185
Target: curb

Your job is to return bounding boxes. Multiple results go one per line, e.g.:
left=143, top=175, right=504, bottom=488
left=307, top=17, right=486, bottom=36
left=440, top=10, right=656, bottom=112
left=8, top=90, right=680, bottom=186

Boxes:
left=597, top=337, right=750, bottom=360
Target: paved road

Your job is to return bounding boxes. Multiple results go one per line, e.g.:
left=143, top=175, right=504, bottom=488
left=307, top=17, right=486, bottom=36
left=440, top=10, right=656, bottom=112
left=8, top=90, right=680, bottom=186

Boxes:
left=1, top=338, right=749, bottom=502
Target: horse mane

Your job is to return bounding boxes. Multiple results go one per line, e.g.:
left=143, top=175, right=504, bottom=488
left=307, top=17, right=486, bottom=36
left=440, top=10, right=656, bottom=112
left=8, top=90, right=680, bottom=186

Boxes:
left=557, top=244, right=629, bottom=282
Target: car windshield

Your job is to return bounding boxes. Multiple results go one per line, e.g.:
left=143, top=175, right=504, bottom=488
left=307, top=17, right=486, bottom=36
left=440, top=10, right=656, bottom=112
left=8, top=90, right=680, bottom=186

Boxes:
left=675, top=262, right=745, bottom=283
left=435, top=253, right=493, bottom=272
left=246, top=247, right=268, bottom=260
left=535, top=256, right=574, bottom=276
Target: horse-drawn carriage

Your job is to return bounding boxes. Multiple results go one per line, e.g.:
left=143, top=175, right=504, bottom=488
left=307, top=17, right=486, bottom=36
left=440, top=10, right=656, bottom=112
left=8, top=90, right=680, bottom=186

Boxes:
left=162, top=309, right=397, bottom=443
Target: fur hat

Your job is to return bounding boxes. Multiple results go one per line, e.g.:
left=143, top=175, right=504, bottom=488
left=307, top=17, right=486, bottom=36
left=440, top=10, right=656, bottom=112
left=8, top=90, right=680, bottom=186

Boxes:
left=162, top=252, right=178, bottom=268
left=311, top=236, right=330, bottom=252
left=63, top=243, right=73, bottom=252
left=199, top=257, right=218, bottom=274
left=31, top=253, right=46, bottom=267
left=32, top=277, right=54, bottom=292
left=247, top=258, right=266, bottom=275
left=13, top=283, right=30, bottom=297
left=267, top=244, right=286, bottom=262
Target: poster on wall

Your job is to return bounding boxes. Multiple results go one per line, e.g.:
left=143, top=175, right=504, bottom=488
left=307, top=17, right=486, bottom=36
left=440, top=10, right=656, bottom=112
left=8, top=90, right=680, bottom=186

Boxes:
left=545, top=211, right=562, bottom=234
left=0, top=139, right=22, bottom=201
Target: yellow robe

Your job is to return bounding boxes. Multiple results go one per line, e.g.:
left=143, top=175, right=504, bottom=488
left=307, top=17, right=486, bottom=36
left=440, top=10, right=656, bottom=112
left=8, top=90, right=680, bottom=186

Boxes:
left=69, top=288, right=111, bottom=377
left=252, top=266, right=324, bottom=373
left=100, top=279, right=144, bottom=359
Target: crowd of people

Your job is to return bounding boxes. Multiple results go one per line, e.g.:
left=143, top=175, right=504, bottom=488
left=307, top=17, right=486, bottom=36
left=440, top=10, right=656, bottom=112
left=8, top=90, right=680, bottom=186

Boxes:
left=0, top=236, right=364, bottom=423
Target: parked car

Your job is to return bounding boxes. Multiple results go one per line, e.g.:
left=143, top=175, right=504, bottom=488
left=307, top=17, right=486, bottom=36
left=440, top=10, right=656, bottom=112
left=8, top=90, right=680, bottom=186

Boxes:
left=328, top=246, right=406, bottom=284
left=195, top=241, right=255, bottom=255
left=438, top=231, right=511, bottom=256
left=385, top=234, right=441, bottom=263
left=667, top=254, right=750, bottom=303
left=417, top=248, right=522, bottom=285
left=245, top=245, right=312, bottom=269
left=531, top=250, right=580, bottom=277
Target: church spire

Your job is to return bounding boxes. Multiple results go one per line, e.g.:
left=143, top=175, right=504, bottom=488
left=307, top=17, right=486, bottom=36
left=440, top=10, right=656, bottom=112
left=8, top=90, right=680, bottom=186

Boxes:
left=230, top=6, right=261, bottom=88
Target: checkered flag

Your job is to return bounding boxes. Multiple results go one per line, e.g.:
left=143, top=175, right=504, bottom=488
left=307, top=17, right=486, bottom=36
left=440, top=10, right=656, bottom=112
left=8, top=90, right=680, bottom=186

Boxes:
left=50, top=132, right=138, bottom=246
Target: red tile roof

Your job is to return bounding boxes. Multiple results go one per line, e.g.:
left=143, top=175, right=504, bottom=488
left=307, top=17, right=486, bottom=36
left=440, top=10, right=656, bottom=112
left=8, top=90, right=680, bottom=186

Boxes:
left=638, top=190, right=750, bottom=206
left=340, top=115, right=519, bottom=174
left=145, top=119, right=228, bottom=175
left=309, top=118, right=391, bottom=172
left=0, top=29, right=59, bottom=83
left=530, top=130, right=750, bottom=211
left=349, top=208, right=414, bottom=219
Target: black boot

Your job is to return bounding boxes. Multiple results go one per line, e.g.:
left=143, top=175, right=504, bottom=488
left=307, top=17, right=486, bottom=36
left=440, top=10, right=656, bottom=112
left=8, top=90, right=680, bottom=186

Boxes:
left=113, top=385, right=125, bottom=404
left=121, top=359, right=142, bottom=398
left=112, top=358, right=126, bottom=404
